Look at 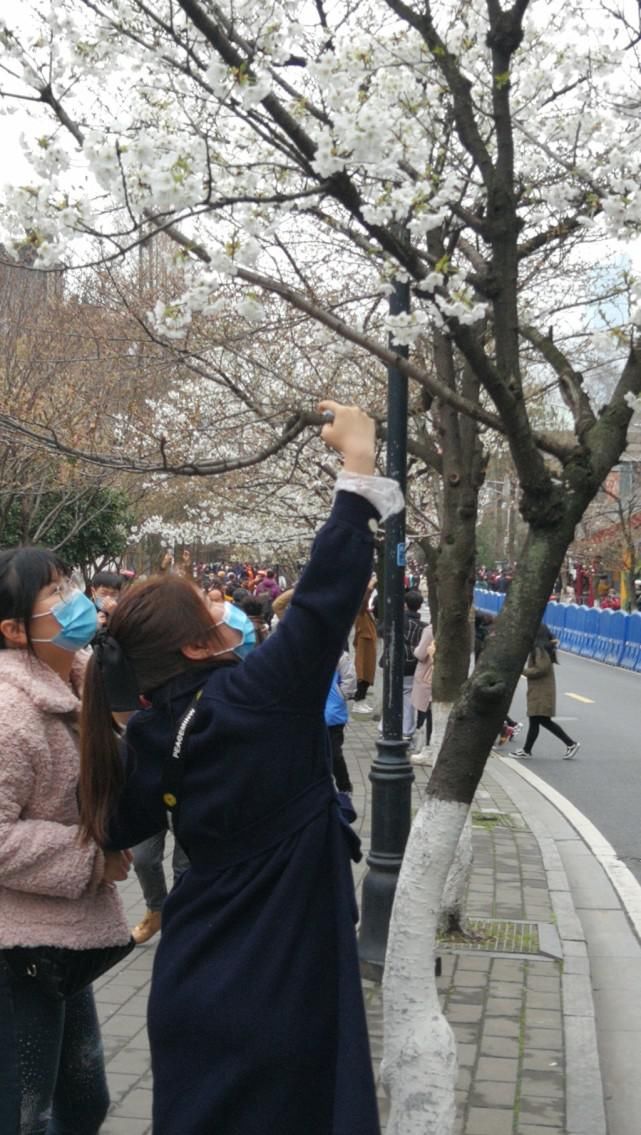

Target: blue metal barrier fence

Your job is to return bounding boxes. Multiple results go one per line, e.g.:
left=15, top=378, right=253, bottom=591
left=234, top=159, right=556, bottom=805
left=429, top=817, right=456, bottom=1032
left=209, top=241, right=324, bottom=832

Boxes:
left=473, top=588, right=641, bottom=674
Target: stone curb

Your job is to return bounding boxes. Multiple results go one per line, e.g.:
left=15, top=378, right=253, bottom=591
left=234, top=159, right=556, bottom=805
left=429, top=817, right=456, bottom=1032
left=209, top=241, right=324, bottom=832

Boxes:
left=490, top=758, right=607, bottom=1135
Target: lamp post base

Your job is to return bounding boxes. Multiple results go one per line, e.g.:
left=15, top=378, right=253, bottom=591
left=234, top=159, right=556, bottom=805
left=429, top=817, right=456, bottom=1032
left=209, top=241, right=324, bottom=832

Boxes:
left=358, top=734, right=413, bottom=976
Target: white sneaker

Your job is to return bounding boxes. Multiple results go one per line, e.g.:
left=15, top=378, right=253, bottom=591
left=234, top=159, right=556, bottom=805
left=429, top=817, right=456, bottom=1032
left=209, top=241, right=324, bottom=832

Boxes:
left=411, top=749, right=433, bottom=766
left=351, top=702, right=373, bottom=715
left=563, top=742, right=580, bottom=760
left=511, top=748, right=532, bottom=759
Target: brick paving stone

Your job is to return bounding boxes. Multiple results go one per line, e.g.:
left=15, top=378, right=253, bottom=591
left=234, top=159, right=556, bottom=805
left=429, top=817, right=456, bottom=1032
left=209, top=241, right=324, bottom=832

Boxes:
left=456, top=955, right=492, bottom=971
left=101, top=1015, right=148, bottom=1040
left=485, top=997, right=523, bottom=1015
left=465, top=1106, right=514, bottom=1134
left=479, top=1034, right=520, bottom=1059
left=101, top=1120, right=151, bottom=1135
left=521, top=1049, right=563, bottom=1072
left=527, top=960, right=561, bottom=975
left=452, top=970, right=492, bottom=987
left=492, top=960, right=526, bottom=980
left=525, top=1009, right=562, bottom=1030
left=447, top=988, right=487, bottom=1006
left=457, top=1067, right=473, bottom=1091
left=457, top=1043, right=480, bottom=1067
left=452, top=1025, right=482, bottom=1045
left=518, top=1098, right=565, bottom=1126
left=487, top=981, right=524, bottom=998
left=524, top=1027, right=563, bottom=1050
left=525, top=991, right=561, bottom=1010
left=469, top=1080, right=518, bottom=1108
left=517, top=1127, right=565, bottom=1135
left=111, top=1088, right=154, bottom=1120
left=475, top=1057, right=519, bottom=1082
left=526, top=975, right=561, bottom=992
left=520, top=1072, right=564, bottom=1099
left=483, top=1017, right=520, bottom=1038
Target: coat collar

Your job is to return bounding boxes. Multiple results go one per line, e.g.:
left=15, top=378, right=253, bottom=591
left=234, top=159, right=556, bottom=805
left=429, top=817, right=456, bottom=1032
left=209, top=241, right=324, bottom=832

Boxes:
left=0, top=648, right=86, bottom=715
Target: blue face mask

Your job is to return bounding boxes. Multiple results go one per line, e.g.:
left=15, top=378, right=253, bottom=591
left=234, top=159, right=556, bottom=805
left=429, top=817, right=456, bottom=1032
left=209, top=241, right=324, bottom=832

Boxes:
left=32, top=589, right=99, bottom=652
left=214, top=601, right=257, bottom=660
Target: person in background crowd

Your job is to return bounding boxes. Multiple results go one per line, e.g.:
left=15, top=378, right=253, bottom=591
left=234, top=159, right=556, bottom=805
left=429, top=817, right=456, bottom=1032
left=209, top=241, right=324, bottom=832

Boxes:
left=0, top=547, right=131, bottom=1135
left=410, top=623, right=435, bottom=765
left=272, top=587, right=294, bottom=622
left=159, top=551, right=174, bottom=574
left=399, top=589, right=425, bottom=740
left=352, top=579, right=377, bottom=715
left=325, top=651, right=357, bottom=795
left=512, top=625, right=580, bottom=760
left=130, top=832, right=190, bottom=946
left=240, top=596, right=270, bottom=644
left=177, top=550, right=194, bottom=580
left=255, top=569, right=282, bottom=629
left=77, top=401, right=395, bottom=1135
left=91, top=570, right=125, bottom=628
left=600, top=587, right=621, bottom=610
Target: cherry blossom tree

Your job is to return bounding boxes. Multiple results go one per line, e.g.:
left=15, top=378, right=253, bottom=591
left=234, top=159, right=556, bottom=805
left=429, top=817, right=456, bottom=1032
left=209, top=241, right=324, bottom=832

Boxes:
left=3, top=1, right=641, bottom=1130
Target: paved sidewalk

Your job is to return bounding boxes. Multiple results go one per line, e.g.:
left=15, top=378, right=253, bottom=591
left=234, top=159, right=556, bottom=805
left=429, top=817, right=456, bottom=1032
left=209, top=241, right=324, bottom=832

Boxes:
left=97, top=715, right=607, bottom=1134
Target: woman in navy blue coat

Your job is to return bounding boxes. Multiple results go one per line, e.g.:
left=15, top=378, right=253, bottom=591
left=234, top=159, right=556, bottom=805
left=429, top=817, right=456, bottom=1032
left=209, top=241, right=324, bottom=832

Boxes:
left=79, top=403, right=402, bottom=1135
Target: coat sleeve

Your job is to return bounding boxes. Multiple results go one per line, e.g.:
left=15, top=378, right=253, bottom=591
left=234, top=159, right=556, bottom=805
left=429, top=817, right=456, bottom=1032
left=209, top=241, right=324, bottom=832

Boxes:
left=104, top=731, right=171, bottom=851
left=413, top=625, right=434, bottom=661
left=0, top=718, right=101, bottom=900
left=337, top=652, right=357, bottom=699
left=523, top=648, right=552, bottom=679
left=215, top=491, right=378, bottom=715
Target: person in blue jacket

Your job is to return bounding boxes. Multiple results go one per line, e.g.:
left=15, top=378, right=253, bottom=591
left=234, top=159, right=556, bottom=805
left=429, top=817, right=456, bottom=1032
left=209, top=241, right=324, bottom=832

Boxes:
left=78, top=402, right=403, bottom=1135
left=325, top=651, right=357, bottom=794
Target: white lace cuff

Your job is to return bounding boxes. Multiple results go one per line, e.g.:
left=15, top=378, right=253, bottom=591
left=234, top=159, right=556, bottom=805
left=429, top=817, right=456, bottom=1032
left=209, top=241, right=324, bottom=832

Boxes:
left=334, top=470, right=404, bottom=522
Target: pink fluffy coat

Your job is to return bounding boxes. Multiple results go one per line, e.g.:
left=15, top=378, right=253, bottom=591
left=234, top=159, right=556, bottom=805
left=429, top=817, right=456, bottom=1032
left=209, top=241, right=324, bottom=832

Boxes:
left=410, top=624, right=435, bottom=713
left=0, top=649, right=130, bottom=948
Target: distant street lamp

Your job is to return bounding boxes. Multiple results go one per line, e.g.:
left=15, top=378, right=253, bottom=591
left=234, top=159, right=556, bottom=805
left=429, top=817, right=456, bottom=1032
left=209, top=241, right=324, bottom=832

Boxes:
left=358, top=276, right=414, bottom=978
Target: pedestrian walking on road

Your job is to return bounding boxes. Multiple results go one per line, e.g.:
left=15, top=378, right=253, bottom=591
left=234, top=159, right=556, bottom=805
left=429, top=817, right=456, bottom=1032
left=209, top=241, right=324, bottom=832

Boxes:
left=512, top=625, right=580, bottom=760
left=78, top=402, right=402, bottom=1135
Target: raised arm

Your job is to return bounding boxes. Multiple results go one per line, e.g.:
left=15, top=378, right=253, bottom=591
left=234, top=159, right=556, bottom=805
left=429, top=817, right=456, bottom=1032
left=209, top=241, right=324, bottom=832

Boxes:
left=222, top=402, right=401, bottom=714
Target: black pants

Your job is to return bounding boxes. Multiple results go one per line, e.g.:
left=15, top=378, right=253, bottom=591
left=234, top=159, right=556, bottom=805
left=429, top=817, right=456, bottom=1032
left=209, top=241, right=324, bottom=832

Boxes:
left=328, top=724, right=353, bottom=793
left=416, top=706, right=433, bottom=746
left=524, top=715, right=574, bottom=753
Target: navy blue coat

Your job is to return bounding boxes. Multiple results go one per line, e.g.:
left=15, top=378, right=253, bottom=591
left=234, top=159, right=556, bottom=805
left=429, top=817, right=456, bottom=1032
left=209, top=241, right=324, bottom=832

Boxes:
left=108, top=491, right=381, bottom=1135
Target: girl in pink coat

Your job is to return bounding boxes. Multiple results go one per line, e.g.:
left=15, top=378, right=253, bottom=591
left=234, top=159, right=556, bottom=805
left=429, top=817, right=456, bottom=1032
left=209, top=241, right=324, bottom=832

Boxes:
left=410, top=624, right=435, bottom=763
left=0, top=547, right=131, bottom=1135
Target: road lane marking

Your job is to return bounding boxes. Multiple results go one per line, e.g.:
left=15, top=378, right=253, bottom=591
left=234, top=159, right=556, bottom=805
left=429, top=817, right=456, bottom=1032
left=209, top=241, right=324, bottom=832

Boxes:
left=564, top=692, right=594, bottom=704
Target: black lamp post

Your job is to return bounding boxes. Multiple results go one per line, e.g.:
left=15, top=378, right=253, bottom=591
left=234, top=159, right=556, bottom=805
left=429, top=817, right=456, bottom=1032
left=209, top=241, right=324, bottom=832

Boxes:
left=358, top=275, right=414, bottom=979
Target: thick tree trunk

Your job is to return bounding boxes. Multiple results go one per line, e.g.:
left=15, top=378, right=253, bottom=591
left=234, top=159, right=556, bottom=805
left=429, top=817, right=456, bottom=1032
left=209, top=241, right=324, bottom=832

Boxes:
left=382, top=386, right=641, bottom=1128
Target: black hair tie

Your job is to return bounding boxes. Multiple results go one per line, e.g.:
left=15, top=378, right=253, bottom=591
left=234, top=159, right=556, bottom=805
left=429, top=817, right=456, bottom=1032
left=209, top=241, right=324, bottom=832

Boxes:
left=93, top=630, right=141, bottom=712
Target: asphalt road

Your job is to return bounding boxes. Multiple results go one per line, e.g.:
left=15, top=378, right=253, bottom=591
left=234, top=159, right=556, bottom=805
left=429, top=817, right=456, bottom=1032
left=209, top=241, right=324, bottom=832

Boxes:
left=506, top=651, right=641, bottom=884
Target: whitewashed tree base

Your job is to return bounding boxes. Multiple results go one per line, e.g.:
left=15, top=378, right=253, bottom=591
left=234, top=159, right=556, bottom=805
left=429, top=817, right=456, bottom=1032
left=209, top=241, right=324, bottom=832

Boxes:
left=382, top=796, right=466, bottom=1135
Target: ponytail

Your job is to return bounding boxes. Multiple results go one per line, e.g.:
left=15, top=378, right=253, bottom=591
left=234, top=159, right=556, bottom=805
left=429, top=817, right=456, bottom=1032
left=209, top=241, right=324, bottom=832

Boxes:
left=78, top=652, right=124, bottom=846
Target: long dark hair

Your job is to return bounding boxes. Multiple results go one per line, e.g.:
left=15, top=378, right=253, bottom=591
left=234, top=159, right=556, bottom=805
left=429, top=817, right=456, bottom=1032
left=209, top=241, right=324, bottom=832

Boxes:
left=531, top=623, right=558, bottom=665
left=0, top=547, right=69, bottom=654
left=79, top=574, right=228, bottom=845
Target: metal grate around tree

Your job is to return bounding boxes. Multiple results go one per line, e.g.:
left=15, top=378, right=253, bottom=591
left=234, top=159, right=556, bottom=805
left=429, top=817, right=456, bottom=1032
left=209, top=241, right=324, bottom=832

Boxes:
left=439, top=918, right=541, bottom=955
